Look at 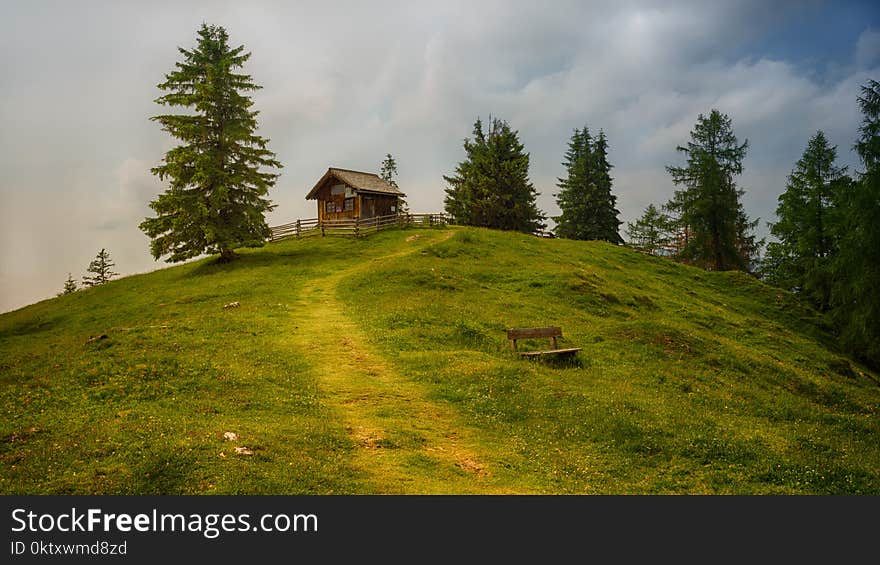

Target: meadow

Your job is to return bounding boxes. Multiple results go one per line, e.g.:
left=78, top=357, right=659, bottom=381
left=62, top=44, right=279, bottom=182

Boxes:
left=2, top=226, right=878, bottom=493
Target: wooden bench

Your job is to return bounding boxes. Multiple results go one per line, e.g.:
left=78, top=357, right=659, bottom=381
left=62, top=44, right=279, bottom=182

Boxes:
left=507, top=326, right=582, bottom=358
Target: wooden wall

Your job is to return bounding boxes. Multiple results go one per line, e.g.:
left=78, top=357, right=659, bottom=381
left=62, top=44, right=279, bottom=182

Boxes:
left=315, top=182, right=359, bottom=221
left=314, top=182, right=398, bottom=221
left=360, top=194, right=398, bottom=219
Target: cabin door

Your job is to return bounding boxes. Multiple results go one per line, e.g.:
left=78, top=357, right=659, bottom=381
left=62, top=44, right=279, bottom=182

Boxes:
left=363, top=197, right=376, bottom=219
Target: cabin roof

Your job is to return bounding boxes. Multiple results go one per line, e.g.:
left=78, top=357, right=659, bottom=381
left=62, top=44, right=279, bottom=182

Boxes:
left=305, top=167, right=406, bottom=199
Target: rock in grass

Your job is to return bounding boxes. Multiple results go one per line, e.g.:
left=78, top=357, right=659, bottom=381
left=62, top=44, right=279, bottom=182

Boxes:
left=223, top=301, right=240, bottom=309
left=234, top=446, right=253, bottom=456
left=223, top=431, right=238, bottom=441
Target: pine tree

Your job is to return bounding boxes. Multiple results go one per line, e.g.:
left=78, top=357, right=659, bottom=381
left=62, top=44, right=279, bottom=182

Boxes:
left=831, top=79, right=880, bottom=367
left=666, top=109, right=756, bottom=271
left=380, top=153, right=408, bottom=214
left=443, top=117, right=546, bottom=233
left=760, top=240, right=797, bottom=287
left=735, top=212, right=764, bottom=274
left=626, top=204, right=673, bottom=255
left=660, top=200, right=691, bottom=258
left=591, top=130, right=624, bottom=243
left=82, top=249, right=118, bottom=287
left=554, top=127, right=594, bottom=239
left=380, top=153, right=398, bottom=188
left=140, top=24, right=282, bottom=263
left=59, top=273, right=78, bottom=296
left=765, top=131, right=849, bottom=309
left=554, top=128, right=623, bottom=242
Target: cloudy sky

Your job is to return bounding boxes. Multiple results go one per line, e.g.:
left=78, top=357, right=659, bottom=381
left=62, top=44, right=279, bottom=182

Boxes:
left=1, top=0, right=878, bottom=313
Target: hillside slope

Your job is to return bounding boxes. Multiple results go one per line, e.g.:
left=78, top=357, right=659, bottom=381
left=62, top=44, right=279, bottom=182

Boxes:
left=2, top=226, right=878, bottom=494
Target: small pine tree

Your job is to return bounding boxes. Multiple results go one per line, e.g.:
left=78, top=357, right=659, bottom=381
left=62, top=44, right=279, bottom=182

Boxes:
left=82, top=249, right=118, bottom=287
left=58, top=273, right=78, bottom=296
left=626, top=204, right=673, bottom=255
left=661, top=201, right=691, bottom=258
left=380, top=153, right=399, bottom=188
left=380, top=153, right=408, bottom=214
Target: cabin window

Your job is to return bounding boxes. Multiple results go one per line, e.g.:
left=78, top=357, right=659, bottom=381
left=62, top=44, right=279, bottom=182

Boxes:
left=325, top=201, right=336, bottom=214
left=343, top=197, right=355, bottom=211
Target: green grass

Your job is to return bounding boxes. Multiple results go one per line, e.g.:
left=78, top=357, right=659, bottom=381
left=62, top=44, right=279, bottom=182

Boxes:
left=2, top=226, right=879, bottom=494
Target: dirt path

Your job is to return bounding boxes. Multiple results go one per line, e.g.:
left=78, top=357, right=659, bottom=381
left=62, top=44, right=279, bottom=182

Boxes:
left=291, top=231, right=508, bottom=493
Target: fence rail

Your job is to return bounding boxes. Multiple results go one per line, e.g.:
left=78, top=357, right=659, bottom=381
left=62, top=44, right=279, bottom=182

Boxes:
left=269, top=213, right=449, bottom=241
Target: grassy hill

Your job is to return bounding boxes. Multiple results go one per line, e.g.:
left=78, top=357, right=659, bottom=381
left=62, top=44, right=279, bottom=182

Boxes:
left=2, top=226, right=878, bottom=494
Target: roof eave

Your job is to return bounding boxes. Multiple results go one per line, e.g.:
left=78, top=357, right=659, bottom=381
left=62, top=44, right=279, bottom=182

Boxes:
left=356, top=189, right=407, bottom=197
left=305, top=168, right=336, bottom=200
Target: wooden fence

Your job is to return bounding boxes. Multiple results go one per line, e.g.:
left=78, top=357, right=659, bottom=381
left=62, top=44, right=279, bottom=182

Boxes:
left=269, top=213, right=449, bottom=241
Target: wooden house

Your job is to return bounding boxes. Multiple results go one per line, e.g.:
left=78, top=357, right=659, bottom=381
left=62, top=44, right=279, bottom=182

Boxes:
left=305, top=167, right=406, bottom=222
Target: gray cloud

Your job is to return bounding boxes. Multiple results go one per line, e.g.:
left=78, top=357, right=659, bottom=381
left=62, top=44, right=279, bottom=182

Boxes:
left=1, top=1, right=876, bottom=312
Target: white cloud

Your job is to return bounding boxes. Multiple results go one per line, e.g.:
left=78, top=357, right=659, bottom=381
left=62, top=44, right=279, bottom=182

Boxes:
left=855, top=28, right=880, bottom=69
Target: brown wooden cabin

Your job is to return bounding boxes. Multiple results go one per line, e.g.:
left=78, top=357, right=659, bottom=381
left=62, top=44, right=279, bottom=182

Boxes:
left=306, top=167, right=406, bottom=222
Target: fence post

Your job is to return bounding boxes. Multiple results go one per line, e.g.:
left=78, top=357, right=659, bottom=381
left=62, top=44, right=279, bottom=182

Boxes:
left=321, top=220, right=325, bottom=237
left=296, top=219, right=301, bottom=239
left=354, top=217, right=360, bottom=238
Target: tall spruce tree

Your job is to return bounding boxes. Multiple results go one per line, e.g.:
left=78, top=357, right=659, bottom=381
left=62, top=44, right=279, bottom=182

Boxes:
left=626, top=204, right=673, bottom=255
left=592, top=130, right=624, bottom=243
left=666, top=109, right=756, bottom=271
left=554, top=127, right=623, bottom=242
left=380, top=153, right=408, bottom=214
left=443, top=117, right=545, bottom=233
left=140, top=24, right=282, bottom=263
left=553, top=126, right=623, bottom=244
left=831, top=79, right=880, bottom=367
left=554, top=127, right=593, bottom=239
left=765, top=131, right=849, bottom=310
left=82, top=249, right=118, bottom=287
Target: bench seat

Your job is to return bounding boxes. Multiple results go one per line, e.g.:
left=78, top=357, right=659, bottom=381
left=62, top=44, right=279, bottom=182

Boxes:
left=519, top=347, right=582, bottom=357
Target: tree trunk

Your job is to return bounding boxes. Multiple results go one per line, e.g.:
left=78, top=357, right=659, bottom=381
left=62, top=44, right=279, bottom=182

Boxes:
left=713, top=230, right=725, bottom=271
left=218, top=247, right=238, bottom=263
